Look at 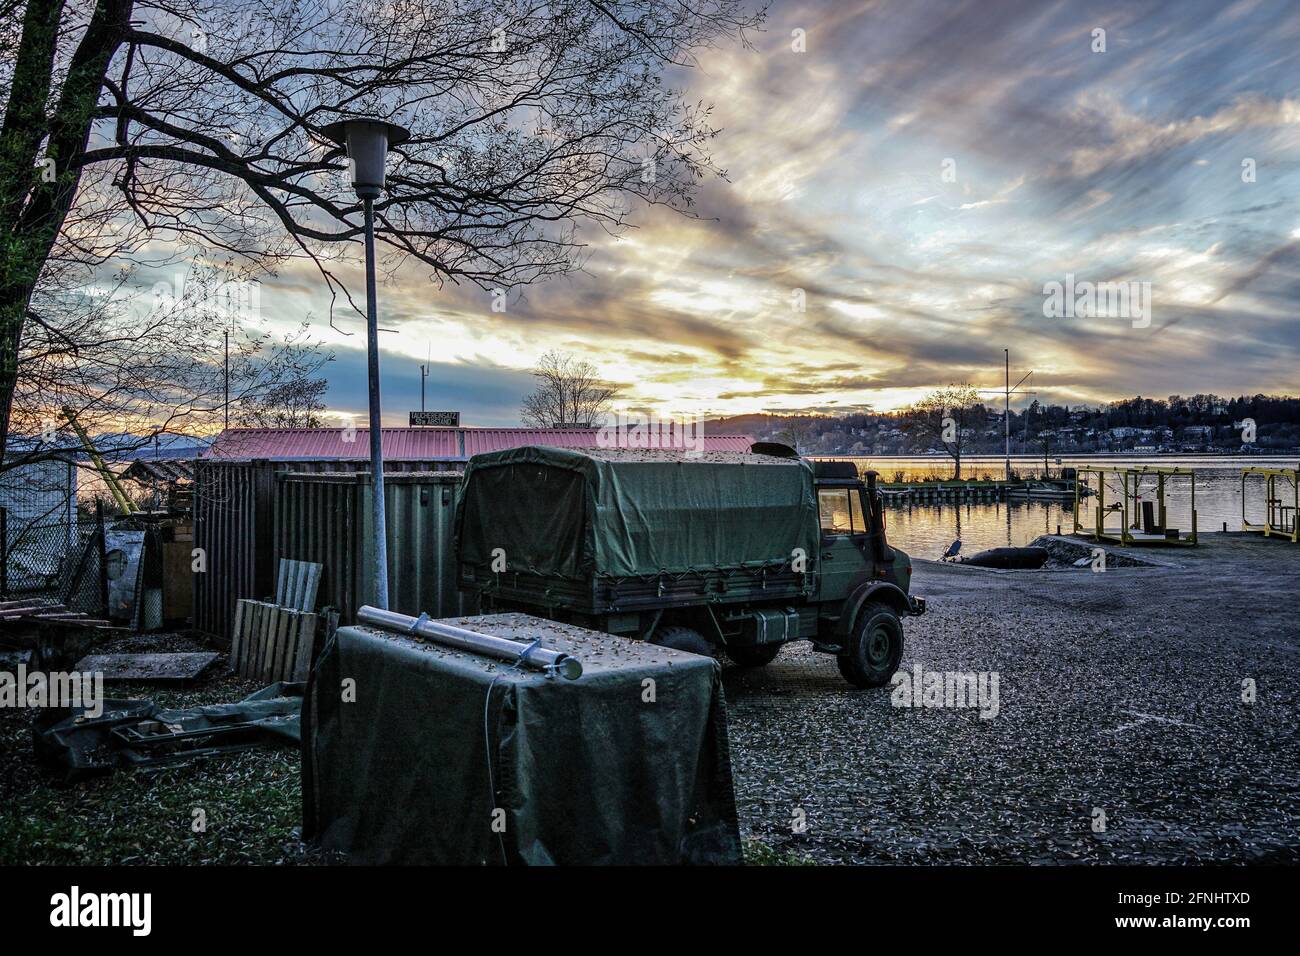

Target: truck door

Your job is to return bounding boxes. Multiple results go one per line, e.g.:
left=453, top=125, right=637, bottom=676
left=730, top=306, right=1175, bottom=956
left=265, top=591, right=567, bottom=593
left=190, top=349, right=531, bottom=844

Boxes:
left=816, top=486, right=872, bottom=603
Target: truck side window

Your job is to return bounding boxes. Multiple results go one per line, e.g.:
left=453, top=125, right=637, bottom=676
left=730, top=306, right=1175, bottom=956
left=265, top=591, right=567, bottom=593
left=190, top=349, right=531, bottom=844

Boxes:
left=818, top=489, right=853, bottom=534
left=852, top=489, right=870, bottom=534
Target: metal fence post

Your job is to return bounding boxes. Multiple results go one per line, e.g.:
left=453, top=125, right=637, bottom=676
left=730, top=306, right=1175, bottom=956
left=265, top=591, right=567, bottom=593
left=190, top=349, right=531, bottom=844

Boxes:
left=95, top=500, right=109, bottom=617
left=1, top=506, right=8, bottom=600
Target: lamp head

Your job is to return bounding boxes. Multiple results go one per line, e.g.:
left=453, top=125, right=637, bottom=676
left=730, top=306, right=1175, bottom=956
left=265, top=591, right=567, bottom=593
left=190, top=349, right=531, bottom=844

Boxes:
left=321, top=117, right=410, bottom=199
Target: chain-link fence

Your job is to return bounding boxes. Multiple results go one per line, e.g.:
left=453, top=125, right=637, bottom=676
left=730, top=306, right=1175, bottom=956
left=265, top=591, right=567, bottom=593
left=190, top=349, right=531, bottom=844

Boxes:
left=1, top=506, right=101, bottom=609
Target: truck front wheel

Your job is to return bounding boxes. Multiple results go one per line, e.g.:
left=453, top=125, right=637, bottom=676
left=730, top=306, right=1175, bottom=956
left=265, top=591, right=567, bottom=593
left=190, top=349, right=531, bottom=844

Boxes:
left=837, top=603, right=904, bottom=688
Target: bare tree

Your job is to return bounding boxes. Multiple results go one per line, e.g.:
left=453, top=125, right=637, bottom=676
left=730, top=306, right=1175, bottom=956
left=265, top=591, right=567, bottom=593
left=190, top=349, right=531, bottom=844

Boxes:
left=3, top=262, right=331, bottom=475
left=0, top=0, right=764, bottom=461
left=520, top=350, right=618, bottom=427
left=900, top=384, right=984, bottom=480
left=235, top=376, right=328, bottom=429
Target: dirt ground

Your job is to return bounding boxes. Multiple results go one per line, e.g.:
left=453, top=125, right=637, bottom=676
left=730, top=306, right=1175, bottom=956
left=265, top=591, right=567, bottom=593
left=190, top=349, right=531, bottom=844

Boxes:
left=724, top=533, right=1300, bottom=863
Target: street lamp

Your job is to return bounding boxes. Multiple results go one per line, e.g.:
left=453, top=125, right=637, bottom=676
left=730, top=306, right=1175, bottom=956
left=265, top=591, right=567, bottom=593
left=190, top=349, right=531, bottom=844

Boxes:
left=322, top=117, right=410, bottom=609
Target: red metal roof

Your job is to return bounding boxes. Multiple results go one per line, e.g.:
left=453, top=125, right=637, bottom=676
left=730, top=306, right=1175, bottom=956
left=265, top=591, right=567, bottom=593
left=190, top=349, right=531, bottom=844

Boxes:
left=203, top=427, right=753, bottom=460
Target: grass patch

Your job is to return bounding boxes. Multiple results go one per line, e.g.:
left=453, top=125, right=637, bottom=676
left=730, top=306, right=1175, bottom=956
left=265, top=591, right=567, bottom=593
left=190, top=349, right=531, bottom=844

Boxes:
left=0, top=669, right=326, bottom=865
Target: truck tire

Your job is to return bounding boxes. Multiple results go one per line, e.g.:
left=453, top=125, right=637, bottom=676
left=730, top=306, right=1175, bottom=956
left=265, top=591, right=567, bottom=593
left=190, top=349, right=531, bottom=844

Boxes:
left=727, top=643, right=782, bottom=668
left=836, top=602, right=904, bottom=689
left=650, top=625, right=713, bottom=657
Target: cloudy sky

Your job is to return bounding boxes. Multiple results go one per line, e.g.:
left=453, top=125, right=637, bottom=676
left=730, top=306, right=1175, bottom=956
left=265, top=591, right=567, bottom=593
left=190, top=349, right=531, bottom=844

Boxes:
left=194, top=0, right=1300, bottom=426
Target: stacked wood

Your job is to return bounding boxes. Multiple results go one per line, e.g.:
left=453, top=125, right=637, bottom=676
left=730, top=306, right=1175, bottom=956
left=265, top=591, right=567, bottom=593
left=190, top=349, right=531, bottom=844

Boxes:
left=231, top=599, right=317, bottom=682
left=0, top=599, right=118, bottom=630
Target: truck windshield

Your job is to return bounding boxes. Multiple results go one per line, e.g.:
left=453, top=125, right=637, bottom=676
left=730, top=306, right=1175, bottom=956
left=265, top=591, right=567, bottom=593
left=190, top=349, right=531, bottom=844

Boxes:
left=819, top=488, right=871, bottom=535
left=818, top=489, right=852, bottom=533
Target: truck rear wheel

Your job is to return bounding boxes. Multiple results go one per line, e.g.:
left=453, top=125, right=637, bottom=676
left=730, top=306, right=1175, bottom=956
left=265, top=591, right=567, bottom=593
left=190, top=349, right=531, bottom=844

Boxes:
left=727, top=643, right=782, bottom=667
left=650, top=625, right=713, bottom=657
left=837, top=602, right=903, bottom=688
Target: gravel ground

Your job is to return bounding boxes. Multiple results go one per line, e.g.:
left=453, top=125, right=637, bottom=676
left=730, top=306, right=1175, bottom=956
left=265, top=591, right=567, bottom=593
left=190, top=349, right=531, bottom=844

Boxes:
left=723, top=533, right=1300, bottom=864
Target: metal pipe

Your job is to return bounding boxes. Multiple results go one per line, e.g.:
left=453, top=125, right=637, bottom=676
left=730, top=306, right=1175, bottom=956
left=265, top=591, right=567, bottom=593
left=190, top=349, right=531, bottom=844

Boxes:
left=357, top=605, right=583, bottom=679
left=363, top=197, right=390, bottom=609
left=1004, top=348, right=1010, bottom=483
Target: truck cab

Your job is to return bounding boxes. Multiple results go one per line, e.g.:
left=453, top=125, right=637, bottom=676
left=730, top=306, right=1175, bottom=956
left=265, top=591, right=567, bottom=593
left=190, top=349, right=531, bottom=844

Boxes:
left=806, top=459, right=925, bottom=686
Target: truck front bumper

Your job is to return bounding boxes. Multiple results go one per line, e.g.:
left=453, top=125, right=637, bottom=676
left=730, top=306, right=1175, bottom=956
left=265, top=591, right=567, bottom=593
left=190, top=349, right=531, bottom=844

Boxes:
left=909, top=595, right=927, bottom=616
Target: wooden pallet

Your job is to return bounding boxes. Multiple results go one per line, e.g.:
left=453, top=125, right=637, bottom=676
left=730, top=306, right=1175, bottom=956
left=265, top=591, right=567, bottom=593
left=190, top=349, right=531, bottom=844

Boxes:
left=231, top=599, right=317, bottom=682
left=275, top=559, right=321, bottom=612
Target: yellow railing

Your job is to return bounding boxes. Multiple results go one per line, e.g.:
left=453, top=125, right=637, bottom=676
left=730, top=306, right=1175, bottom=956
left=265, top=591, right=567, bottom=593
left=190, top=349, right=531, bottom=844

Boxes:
left=1241, top=467, right=1299, bottom=542
left=1072, top=466, right=1197, bottom=546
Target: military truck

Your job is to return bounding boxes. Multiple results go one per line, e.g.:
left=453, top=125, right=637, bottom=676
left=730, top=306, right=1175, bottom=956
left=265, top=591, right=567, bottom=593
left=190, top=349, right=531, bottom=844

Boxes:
left=454, top=444, right=925, bottom=688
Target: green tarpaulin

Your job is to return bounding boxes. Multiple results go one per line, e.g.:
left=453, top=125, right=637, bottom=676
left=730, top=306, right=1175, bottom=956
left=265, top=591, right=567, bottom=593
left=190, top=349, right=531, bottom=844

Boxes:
left=302, top=613, right=742, bottom=865
left=456, top=446, right=816, bottom=579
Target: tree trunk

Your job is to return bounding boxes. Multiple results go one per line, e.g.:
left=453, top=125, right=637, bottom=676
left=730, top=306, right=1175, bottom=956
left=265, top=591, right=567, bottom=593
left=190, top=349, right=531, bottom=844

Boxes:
left=0, top=0, right=132, bottom=462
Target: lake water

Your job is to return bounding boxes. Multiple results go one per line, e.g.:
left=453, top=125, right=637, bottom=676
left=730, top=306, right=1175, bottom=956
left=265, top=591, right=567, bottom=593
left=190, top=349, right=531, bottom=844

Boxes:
left=830, top=455, right=1300, bottom=559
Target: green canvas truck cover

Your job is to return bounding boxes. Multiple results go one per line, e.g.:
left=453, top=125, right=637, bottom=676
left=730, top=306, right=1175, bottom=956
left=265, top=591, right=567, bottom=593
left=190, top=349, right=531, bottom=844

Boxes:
left=455, top=446, right=817, bottom=580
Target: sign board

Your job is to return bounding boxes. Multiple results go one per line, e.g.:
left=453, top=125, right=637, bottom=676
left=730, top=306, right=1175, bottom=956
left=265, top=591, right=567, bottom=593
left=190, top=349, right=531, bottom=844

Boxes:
left=409, top=411, right=460, bottom=427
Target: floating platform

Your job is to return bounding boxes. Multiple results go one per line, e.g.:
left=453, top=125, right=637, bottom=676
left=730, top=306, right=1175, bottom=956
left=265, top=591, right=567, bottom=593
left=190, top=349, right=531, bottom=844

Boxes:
left=1241, top=467, right=1299, bottom=542
left=1072, top=466, right=1198, bottom=547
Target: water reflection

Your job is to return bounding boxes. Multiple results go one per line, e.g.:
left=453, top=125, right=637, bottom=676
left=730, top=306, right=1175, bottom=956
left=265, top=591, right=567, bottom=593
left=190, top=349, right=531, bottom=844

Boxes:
left=888, top=498, right=1072, bottom=559
left=867, top=456, right=1297, bottom=558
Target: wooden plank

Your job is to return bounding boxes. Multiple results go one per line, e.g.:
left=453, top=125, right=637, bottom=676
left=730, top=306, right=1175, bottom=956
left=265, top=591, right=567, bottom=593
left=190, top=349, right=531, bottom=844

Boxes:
left=267, top=606, right=285, bottom=681
left=291, top=613, right=318, bottom=680
left=262, top=606, right=283, bottom=682
left=75, top=652, right=219, bottom=683
left=276, top=611, right=298, bottom=682
left=236, top=601, right=253, bottom=677
left=300, top=563, right=321, bottom=612
left=3, top=601, right=63, bottom=610
left=273, top=608, right=292, bottom=682
left=230, top=600, right=247, bottom=674
left=251, top=602, right=269, bottom=680
left=244, top=602, right=264, bottom=679
left=288, top=561, right=303, bottom=606
left=0, top=605, right=60, bottom=618
left=274, top=559, right=289, bottom=607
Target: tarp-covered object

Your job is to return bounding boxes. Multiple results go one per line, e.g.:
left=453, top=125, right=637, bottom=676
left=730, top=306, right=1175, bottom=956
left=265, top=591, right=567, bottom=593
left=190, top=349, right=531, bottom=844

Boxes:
left=303, top=613, right=742, bottom=865
left=456, top=446, right=817, bottom=579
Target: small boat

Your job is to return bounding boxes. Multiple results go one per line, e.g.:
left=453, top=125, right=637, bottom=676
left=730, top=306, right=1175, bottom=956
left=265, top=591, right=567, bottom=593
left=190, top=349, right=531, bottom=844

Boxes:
left=1006, top=480, right=1087, bottom=501
left=960, top=546, right=1049, bottom=569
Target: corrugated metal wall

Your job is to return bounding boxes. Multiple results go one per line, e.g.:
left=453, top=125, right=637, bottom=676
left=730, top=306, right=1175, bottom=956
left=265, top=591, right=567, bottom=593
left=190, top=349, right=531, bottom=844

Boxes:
left=193, top=460, right=271, bottom=642
left=275, top=471, right=471, bottom=625
left=193, top=459, right=461, bottom=641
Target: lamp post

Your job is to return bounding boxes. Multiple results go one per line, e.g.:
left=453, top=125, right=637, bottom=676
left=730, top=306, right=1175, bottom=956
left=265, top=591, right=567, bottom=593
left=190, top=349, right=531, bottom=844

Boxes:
left=322, top=117, right=410, bottom=609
